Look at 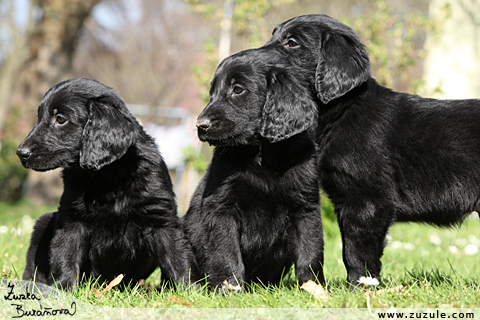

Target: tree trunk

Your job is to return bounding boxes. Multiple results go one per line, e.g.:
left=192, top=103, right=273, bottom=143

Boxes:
left=5, top=0, right=101, bottom=204
left=19, top=0, right=101, bottom=113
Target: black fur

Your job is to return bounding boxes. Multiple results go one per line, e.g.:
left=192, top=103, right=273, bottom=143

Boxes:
left=265, top=14, right=480, bottom=285
left=183, top=49, right=324, bottom=290
left=17, top=78, right=198, bottom=289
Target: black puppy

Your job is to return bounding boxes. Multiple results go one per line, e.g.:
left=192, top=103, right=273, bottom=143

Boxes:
left=265, top=14, right=480, bottom=285
left=183, top=49, right=324, bottom=291
left=17, top=78, right=198, bottom=289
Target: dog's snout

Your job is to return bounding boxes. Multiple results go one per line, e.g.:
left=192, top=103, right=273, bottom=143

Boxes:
left=16, top=148, right=32, bottom=161
left=196, top=118, right=211, bottom=131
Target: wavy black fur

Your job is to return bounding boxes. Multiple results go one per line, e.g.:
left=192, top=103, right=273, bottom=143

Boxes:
left=17, top=78, right=198, bottom=289
left=265, top=14, right=480, bottom=285
left=183, top=50, right=324, bottom=290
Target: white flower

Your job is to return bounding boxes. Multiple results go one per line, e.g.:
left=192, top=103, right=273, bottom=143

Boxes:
left=429, top=235, right=442, bottom=246
left=357, top=276, right=380, bottom=286
left=222, top=280, right=242, bottom=293
left=448, top=246, right=459, bottom=254
left=391, top=241, right=402, bottom=249
left=0, top=226, right=8, bottom=234
left=402, top=242, right=415, bottom=250
left=464, top=244, right=479, bottom=255
left=386, top=306, right=398, bottom=319
left=11, top=227, right=23, bottom=236
left=22, top=215, right=34, bottom=230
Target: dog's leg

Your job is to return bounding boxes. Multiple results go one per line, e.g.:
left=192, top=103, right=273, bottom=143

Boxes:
left=293, top=208, right=325, bottom=286
left=23, top=212, right=57, bottom=284
left=153, top=228, right=201, bottom=289
left=188, top=217, right=245, bottom=292
left=48, top=221, right=89, bottom=290
left=338, top=204, right=392, bottom=288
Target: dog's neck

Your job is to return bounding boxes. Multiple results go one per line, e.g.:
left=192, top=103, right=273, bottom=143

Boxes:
left=259, top=131, right=316, bottom=173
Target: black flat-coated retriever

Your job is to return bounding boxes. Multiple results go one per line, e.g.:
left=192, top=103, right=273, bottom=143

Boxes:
left=262, top=14, right=480, bottom=286
left=17, top=78, right=198, bottom=289
left=183, top=48, right=324, bottom=291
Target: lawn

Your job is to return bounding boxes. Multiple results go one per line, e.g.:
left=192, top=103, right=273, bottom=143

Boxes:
left=0, top=199, right=478, bottom=319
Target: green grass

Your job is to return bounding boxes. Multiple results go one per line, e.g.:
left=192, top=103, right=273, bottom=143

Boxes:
left=0, top=200, right=479, bottom=316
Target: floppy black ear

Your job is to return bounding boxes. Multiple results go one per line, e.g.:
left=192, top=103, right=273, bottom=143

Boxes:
left=80, top=97, right=137, bottom=170
left=315, top=31, right=370, bottom=104
left=260, top=73, right=317, bottom=143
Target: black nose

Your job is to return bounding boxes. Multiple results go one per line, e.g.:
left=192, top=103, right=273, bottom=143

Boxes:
left=196, top=118, right=211, bottom=131
left=16, top=148, right=31, bottom=161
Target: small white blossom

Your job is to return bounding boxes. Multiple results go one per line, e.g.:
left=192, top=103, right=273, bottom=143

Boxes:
left=12, top=227, right=23, bottom=236
left=464, top=244, right=479, bottom=255
left=222, top=280, right=242, bottom=293
left=22, top=215, right=34, bottom=230
left=391, top=241, right=402, bottom=249
left=387, top=307, right=398, bottom=319
left=448, top=246, right=459, bottom=254
left=429, top=235, right=442, bottom=246
left=357, top=276, right=380, bottom=286
left=0, top=226, right=8, bottom=234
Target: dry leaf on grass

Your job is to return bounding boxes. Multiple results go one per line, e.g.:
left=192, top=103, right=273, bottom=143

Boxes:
left=301, top=280, right=329, bottom=301
left=365, top=285, right=405, bottom=297
left=169, top=296, right=191, bottom=306
left=94, top=274, right=124, bottom=298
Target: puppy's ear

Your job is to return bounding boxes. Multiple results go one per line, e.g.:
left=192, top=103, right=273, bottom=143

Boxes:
left=80, top=97, right=137, bottom=170
left=315, top=31, right=370, bottom=104
left=261, top=73, right=317, bottom=143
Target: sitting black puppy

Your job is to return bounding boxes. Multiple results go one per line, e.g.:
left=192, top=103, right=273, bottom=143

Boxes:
left=183, top=49, right=324, bottom=291
left=17, top=78, right=198, bottom=289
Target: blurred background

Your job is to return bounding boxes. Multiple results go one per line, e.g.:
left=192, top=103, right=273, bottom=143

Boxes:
left=0, top=0, right=479, bottom=215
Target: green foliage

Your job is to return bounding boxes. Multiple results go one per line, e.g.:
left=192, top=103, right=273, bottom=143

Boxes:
left=182, top=145, right=209, bottom=173
left=230, top=0, right=295, bottom=48
left=0, top=139, right=27, bottom=202
left=342, top=0, right=450, bottom=93
left=320, top=194, right=338, bottom=239
left=187, top=0, right=299, bottom=105
left=190, top=37, right=219, bottom=105
left=186, top=0, right=297, bottom=47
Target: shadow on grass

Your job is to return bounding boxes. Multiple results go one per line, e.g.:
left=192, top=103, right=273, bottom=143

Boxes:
left=404, top=266, right=479, bottom=288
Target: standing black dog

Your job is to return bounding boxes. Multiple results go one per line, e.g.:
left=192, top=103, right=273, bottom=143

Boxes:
left=263, top=14, right=480, bottom=286
left=17, top=78, right=198, bottom=289
left=183, top=48, right=324, bottom=290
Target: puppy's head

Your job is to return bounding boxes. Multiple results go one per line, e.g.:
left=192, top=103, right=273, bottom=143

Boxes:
left=196, top=49, right=317, bottom=145
left=265, top=14, right=370, bottom=104
left=17, top=78, right=138, bottom=171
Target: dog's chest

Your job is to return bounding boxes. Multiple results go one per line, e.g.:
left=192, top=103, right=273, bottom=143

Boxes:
left=88, top=222, right=151, bottom=261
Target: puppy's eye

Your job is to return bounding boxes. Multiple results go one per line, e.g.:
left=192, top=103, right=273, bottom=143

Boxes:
left=285, top=38, right=299, bottom=48
left=55, top=115, right=67, bottom=125
left=233, top=85, right=244, bottom=94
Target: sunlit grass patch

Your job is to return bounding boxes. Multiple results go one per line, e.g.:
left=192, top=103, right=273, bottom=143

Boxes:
left=0, top=200, right=478, bottom=311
